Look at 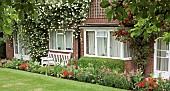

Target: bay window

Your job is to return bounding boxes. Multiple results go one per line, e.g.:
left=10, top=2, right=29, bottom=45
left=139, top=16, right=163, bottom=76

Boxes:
left=84, top=28, right=133, bottom=60
left=49, top=29, right=73, bottom=52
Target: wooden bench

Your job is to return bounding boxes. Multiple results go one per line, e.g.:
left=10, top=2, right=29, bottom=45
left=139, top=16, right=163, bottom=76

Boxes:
left=40, top=52, right=71, bottom=66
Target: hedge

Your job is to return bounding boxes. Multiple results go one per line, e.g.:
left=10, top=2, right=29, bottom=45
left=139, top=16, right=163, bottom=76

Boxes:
left=78, top=57, right=125, bottom=72
left=0, top=38, right=5, bottom=59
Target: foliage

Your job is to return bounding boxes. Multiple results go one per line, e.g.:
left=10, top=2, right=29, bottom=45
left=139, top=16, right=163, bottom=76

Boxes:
left=28, top=61, right=41, bottom=73
left=3, top=58, right=25, bottom=69
left=11, top=0, right=91, bottom=61
left=0, top=38, right=6, bottom=59
left=3, top=59, right=170, bottom=91
left=78, top=57, right=125, bottom=72
left=100, top=0, right=170, bottom=71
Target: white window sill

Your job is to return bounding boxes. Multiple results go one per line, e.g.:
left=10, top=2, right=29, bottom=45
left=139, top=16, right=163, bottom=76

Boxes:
left=49, top=49, right=73, bottom=53
left=84, top=54, right=131, bottom=60
left=14, top=54, right=30, bottom=60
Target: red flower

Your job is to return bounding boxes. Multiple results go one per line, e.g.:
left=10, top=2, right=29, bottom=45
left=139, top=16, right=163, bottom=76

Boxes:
left=69, top=72, right=72, bottom=76
left=62, top=70, right=68, bottom=77
left=153, top=83, right=158, bottom=88
left=149, top=86, right=153, bottom=90
left=148, top=77, right=154, bottom=84
left=19, top=63, right=28, bottom=70
left=137, top=82, right=145, bottom=87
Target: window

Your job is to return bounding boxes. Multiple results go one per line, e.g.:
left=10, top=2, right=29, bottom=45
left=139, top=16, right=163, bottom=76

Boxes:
left=13, top=32, right=30, bottom=60
left=49, top=29, right=73, bottom=52
left=84, top=28, right=133, bottom=60
left=156, top=40, right=169, bottom=71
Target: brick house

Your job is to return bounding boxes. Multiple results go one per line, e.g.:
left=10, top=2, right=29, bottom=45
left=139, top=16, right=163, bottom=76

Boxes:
left=5, top=0, right=170, bottom=79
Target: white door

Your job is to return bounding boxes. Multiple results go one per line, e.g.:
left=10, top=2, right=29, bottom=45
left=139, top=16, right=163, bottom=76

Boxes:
left=154, top=40, right=170, bottom=79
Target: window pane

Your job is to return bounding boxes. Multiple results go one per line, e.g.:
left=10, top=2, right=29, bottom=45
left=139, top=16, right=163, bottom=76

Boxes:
left=57, top=34, right=64, bottom=50
left=124, top=41, right=133, bottom=58
left=97, top=37, right=107, bottom=56
left=97, top=31, right=107, bottom=37
left=156, top=58, right=168, bottom=71
left=157, top=40, right=169, bottom=50
left=50, top=31, right=57, bottom=49
left=110, top=35, right=120, bottom=57
left=66, top=31, right=73, bottom=50
left=86, top=31, right=95, bottom=55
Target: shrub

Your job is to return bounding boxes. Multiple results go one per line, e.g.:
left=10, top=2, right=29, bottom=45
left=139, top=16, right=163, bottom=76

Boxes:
left=4, top=58, right=24, bottom=69
left=28, top=61, right=41, bottom=73
left=78, top=57, right=125, bottom=72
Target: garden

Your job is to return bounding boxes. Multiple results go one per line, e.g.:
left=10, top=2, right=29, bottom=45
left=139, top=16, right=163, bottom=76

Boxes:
left=1, top=0, right=170, bottom=91
left=1, top=57, right=170, bottom=91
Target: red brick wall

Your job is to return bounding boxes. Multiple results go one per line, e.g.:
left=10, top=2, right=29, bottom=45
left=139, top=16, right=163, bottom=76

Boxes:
left=73, top=36, right=79, bottom=59
left=80, top=30, right=84, bottom=57
left=6, top=36, right=14, bottom=59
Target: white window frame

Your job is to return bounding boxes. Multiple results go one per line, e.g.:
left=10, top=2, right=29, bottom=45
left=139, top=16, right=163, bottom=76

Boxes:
left=13, top=32, right=30, bottom=60
left=49, top=29, right=73, bottom=53
left=154, top=40, right=170, bottom=79
left=83, top=27, right=132, bottom=60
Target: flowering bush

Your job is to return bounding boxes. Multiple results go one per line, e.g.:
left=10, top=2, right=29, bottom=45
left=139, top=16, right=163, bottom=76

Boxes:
left=19, top=63, right=29, bottom=70
left=137, top=77, right=158, bottom=90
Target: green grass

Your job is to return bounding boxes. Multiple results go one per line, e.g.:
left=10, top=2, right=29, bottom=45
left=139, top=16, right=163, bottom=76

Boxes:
left=0, top=68, right=129, bottom=91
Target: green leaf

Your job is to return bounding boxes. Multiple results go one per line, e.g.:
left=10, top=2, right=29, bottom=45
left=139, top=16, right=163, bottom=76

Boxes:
left=4, top=26, right=12, bottom=35
left=104, top=8, right=112, bottom=14
left=34, top=11, right=38, bottom=19
left=10, top=14, right=18, bottom=19
left=19, top=10, right=24, bottom=20
left=156, top=22, right=162, bottom=28
left=62, top=0, right=67, bottom=3
left=100, top=1, right=111, bottom=8
left=106, top=10, right=113, bottom=22
left=130, top=32, right=136, bottom=38
left=144, top=32, right=149, bottom=40
left=6, top=0, right=12, bottom=5
left=68, top=0, right=74, bottom=4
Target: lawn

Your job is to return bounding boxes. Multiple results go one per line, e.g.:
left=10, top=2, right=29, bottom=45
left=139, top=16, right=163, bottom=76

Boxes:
left=0, top=68, right=129, bottom=91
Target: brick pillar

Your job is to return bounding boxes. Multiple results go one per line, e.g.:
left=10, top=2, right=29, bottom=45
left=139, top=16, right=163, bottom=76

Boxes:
left=73, top=35, right=79, bottom=59
left=80, top=30, right=84, bottom=57
left=6, top=36, right=14, bottom=59
left=144, top=53, right=154, bottom=77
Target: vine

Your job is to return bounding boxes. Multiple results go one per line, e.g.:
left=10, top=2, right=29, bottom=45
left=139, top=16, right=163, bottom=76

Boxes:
left=100, top=0, right=170, bottom=72
left=12, top=0, right=91, bottom=62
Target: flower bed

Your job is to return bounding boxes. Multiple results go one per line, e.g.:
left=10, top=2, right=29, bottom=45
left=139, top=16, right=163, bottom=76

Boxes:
left=2, top=58, right=170, bottom=90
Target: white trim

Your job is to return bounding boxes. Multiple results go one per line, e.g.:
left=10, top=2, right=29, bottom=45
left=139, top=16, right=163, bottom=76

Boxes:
left=120, top=42, right=124, bottom=58
left=13, top=32, right=30, bottom=60
left=95, top=31, right=98, bottom=56
left=83, top=27, right=132, bottom=60
left=84, top=30, right=86, bottom=56
left=84, top=55, right=131, bottom=61
left=107, top=30, right=110, bottom=57
left=154, top=40, right=170, bottom=79
left=49, top=49, right=73, bottom=53
left=49, top=29, right=74, bottom=52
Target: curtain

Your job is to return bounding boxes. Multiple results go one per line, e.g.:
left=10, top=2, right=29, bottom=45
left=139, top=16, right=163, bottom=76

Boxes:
left=50, top=31, right=57, bottom=49
left=124, top=41, right=133, bottom=58
left=110, top=35, right=120, bottom=57
left=97, top=37, right=107, bottom=56
left=57, top=34, right=64, bottom=50
left=66, top=31, right=73, bottom=50
left=87, top=31, right=95, bottom=55
left=156, top=40, right=169, bottom=71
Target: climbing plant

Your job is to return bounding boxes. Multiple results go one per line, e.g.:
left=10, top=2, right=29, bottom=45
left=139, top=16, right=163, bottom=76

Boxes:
left=100, top=0, right=170, bottom=72
left=12, top=0, right=91, bottom=61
